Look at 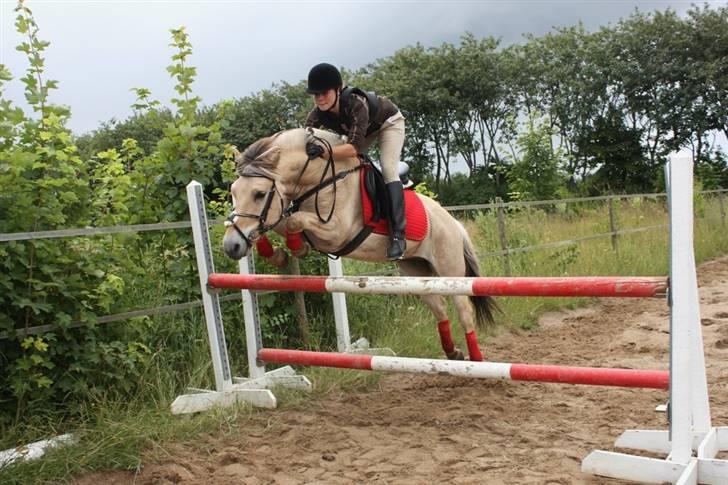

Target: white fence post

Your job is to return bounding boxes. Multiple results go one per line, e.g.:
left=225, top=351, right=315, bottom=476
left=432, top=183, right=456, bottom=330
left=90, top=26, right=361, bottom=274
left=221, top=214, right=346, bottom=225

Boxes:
left=239, top=254, right=265, bottom=379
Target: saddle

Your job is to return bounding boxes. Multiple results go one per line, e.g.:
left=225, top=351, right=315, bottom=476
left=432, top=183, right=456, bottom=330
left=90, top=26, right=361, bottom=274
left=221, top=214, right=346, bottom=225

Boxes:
left=360, top=162, right=429, bottom=241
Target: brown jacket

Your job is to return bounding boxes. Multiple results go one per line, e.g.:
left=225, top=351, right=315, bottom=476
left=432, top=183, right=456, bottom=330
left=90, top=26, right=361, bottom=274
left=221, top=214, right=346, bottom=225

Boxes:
left=304, top=88, right=399, bottom=153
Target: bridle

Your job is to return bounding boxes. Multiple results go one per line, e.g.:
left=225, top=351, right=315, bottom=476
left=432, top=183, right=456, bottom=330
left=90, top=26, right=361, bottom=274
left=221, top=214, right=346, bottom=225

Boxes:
left=224, top=174, right=284, bottom=249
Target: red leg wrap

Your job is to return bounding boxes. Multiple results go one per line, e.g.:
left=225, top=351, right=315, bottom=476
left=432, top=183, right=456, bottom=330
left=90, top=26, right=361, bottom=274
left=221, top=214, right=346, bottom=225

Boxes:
left=255, top=235, right=274, bottom=258
left=465, top=331, right=484, bottom=361
left=437, top=320, right=455, bottom=354
left=286, top=231, right=304, bottom=251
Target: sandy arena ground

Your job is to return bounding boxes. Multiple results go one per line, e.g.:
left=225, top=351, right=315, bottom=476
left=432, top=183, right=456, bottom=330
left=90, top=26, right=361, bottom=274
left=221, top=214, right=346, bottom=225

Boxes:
left=76, top=256, right=728, bottom=484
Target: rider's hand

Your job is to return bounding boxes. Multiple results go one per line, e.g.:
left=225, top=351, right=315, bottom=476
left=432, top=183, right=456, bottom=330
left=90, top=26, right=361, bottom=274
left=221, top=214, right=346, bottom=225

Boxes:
left=306, top=142, right=325, bottom=159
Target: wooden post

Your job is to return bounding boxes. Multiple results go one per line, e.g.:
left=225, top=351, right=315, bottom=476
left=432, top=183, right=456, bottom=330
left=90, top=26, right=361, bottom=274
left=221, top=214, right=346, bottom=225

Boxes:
left=288, top=256, right=309, bottom=345
left=495, top=197, right=511, bottom=276
left=608, top=197, right=618, bottom=251
left=719, top=191, right=726, bottom=227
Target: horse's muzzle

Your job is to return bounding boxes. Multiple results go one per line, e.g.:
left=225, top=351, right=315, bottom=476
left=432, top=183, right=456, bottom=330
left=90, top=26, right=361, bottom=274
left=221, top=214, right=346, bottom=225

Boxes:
left=222, top=227, right=250, bottom=260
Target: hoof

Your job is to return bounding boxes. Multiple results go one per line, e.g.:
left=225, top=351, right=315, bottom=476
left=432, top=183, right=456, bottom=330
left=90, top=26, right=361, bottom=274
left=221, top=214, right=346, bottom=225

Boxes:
left=446, top=349, right=465, bottom=360
left=269, top=248, right=289, bottom=268
left=292, top=244, right=310, bottom=259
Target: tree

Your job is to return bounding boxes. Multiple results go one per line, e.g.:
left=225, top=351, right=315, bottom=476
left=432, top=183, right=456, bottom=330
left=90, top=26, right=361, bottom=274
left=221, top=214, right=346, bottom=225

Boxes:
left=575, top=106, right=652, bottom=193
left=507, top=116, right=565, bottom=201
left=517, top=25, right=612, bottom=180
left=608, top=10, right=693, bottom=164
left=367, top=44, right=456, bottom=188
left=684, top=5, right=728, bottom=154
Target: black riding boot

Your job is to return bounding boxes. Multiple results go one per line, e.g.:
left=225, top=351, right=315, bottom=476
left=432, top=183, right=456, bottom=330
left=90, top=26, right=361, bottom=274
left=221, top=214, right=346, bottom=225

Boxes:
left=386, top=181, right=407, bottom=260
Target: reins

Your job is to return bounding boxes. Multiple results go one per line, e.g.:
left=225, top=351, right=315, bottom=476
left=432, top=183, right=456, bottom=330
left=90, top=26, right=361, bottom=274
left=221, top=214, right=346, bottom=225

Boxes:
left=286, top=136, right=363, bottom=221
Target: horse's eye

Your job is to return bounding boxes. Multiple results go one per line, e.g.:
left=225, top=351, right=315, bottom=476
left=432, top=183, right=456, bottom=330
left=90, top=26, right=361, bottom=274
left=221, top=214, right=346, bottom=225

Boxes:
left=254, top=191, right=266, bottom=201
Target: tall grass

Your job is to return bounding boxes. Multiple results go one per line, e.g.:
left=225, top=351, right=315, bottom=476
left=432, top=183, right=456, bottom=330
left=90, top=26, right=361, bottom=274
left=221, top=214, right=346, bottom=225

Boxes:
left=2, top=194, right=726, bottom=483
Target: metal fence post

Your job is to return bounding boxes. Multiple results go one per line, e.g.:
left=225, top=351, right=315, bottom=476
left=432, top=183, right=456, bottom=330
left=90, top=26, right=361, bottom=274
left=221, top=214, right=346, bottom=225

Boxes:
left=496, top=197, right=511, bottom=276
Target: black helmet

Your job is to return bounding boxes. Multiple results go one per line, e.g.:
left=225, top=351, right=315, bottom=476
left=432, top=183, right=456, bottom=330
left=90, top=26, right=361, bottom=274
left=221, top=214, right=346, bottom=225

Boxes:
left=306, top=63, right=342, bottom=94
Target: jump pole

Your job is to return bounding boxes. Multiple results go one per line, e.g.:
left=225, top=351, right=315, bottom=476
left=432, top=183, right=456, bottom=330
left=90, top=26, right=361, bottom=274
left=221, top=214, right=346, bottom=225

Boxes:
left=258, top=348, right=669, bottom=389
left=207, top=274, right=667, bottom=298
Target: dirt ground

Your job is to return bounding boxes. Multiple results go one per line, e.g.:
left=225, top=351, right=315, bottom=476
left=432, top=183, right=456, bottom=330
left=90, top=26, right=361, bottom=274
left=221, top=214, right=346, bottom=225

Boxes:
left=77, top=256, right=728, bottom=484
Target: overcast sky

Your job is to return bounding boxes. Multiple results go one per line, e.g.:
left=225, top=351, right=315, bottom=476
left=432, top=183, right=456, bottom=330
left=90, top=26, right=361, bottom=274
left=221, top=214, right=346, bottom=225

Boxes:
left=0, top=0, right=724, bottom=136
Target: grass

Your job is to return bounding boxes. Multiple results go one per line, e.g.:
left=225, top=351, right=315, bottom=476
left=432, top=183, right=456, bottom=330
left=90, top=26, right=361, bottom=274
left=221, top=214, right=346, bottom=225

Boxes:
left=2, top=193, right=727, bottom=483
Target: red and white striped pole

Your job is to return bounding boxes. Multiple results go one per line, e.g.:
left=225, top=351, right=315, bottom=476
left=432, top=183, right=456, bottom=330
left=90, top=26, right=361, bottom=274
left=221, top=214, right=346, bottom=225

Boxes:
left=208, top=274, right=667, bottom=298
left=257, top=349, right=669, bottom=390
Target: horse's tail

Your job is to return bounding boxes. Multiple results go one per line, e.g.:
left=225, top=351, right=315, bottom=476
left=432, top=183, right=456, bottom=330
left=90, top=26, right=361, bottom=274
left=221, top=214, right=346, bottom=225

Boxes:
left=460, top=224, right=499, bottom=330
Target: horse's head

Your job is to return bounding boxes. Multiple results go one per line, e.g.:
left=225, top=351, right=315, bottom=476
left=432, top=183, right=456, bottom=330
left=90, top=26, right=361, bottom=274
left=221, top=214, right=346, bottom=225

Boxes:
left=222, top=128, right=352, bottom=259
left=222, top=135, right=286, bottom=260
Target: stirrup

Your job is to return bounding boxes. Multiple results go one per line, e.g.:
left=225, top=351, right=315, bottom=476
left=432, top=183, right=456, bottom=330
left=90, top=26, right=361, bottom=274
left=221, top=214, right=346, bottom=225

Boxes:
left=386, top=237, right=406, bottom=261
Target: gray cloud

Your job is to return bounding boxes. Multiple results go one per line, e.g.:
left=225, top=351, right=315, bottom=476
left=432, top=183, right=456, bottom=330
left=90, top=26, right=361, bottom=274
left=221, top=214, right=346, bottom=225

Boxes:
left=0, top=0, right=715, bottom=134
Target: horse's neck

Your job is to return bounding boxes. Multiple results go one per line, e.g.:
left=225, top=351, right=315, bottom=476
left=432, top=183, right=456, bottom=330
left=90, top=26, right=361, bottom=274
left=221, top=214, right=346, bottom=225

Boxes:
left=283, top=157, right=363, bottom=233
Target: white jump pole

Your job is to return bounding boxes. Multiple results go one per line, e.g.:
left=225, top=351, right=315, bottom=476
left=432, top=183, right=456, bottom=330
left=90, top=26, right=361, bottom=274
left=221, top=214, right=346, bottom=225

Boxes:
left=206, top=274, right=668, bottom=298
left=257, top=348, right=669, bottom=389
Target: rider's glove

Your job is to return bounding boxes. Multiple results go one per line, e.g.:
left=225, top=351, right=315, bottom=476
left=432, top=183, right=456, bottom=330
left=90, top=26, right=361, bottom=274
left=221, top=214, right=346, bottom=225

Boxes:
left=306, top=142, right=325, bottom=159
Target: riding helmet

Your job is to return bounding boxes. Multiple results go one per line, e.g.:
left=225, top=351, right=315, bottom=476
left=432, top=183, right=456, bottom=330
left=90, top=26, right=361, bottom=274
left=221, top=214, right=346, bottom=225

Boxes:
left=306, top=63, right=343, bottom=94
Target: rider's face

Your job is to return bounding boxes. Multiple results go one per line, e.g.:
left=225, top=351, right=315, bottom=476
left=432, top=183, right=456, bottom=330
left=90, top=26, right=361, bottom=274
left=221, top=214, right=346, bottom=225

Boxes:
left=313, top=89, right=338, bottom=111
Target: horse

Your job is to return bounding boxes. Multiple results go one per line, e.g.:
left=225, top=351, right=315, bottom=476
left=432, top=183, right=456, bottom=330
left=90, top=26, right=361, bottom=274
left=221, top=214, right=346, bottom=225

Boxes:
left=222, top=127, right=497, bottom=361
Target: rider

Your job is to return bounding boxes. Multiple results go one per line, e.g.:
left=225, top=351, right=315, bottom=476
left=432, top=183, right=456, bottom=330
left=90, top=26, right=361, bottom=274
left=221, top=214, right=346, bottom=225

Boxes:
left=303, top=62, right=406, bottom=261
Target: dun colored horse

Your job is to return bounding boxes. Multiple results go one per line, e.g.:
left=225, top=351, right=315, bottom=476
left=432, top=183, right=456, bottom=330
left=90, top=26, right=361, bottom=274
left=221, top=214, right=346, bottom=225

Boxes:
left=223, top=128, right=496, bottom=361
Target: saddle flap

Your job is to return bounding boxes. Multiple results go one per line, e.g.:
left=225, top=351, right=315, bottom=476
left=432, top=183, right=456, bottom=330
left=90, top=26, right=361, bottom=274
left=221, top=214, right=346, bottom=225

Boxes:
left=364, top=163, right=387, bottom=222
left=359, top=164, right=429, bottom=242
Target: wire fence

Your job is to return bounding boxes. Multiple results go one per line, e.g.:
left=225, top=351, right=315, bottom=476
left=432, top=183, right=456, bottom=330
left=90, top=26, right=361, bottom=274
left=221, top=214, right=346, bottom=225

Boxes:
left=1, top=188, right=726, bottom=340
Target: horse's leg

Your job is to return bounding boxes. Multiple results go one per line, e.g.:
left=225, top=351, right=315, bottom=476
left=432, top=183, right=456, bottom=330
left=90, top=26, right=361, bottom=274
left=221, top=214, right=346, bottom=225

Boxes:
left=452, top=294, right=483, bottom=361
left=255, top=234, right=289, bottom=268
left=418, top=208, right=487, bottom=362
left=418, top=294, right=464, bottom=361
left=399, top=259, right=464, bottom=360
